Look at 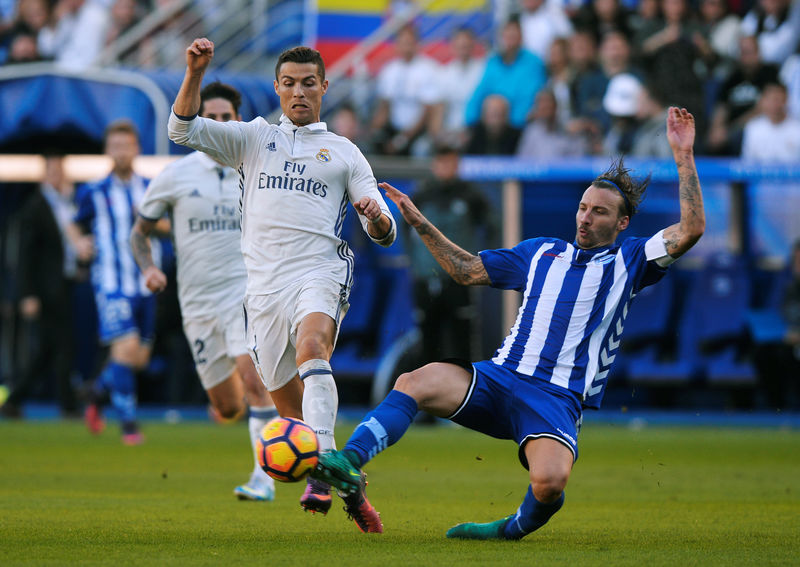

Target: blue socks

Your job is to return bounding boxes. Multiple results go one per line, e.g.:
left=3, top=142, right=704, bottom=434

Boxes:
left=343, top=390, right=418, bottom=466
left=503, top=486, right=565, bottom=540
left=100, top=361, right=137, bottom=424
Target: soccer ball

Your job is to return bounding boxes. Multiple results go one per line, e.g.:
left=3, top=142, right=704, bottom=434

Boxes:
left=256, top=417, right=319, bottom=482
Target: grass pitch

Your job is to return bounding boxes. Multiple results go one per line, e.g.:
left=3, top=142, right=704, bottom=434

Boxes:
left=1, top=418, right=798, bottom=566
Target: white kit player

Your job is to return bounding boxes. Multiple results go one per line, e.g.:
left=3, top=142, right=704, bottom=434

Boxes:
left=131, top=82, right=279, bottom=502
left=168, top=38, right=396, bottom=525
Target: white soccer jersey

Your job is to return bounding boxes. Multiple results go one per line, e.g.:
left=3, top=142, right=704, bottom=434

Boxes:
left=168, top=112, right=397, bottom=295
left=138, top=151, right=246, bottom=319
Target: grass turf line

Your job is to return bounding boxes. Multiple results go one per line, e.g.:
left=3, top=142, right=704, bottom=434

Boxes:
left=1, top=420, right=798, bottom=566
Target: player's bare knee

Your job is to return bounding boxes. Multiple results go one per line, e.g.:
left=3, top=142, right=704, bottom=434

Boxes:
left=295, top=334, right=331, bottom=365
left=216, top=399, right=245, bottom=420
left=393, top=367, right=438, bottom=404
left=530, top=471, right=569, bottom=503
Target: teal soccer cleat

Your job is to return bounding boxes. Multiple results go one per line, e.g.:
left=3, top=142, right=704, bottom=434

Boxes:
left=445, top=515, right=515, bottom=540
left=311, top=450, right=362, bottom=495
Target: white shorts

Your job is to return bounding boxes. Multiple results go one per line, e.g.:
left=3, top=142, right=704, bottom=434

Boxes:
left=244, top=277, right=349, bottom=392
left=183, top=307, right=249, bottom=390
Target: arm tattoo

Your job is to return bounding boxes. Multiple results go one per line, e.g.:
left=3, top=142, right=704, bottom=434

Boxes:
left=416, top=222, right=490, bottom=286
left=130, top=223, right=155, bottom=271
left=665, top=153, right=705, bottom=257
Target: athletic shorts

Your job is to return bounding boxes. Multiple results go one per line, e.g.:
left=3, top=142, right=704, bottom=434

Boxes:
left=448, top=360, right=584, bottom=465
left=95, top=291, right=156, bottom=345
left=183, top=307, right=249, bottom=390
left=244, top=277, right=349, bottom=392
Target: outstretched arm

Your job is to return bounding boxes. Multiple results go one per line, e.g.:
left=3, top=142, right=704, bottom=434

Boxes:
left=130, top=217, right=168, bottom=293
left=661, top=107, right=705, bottom=259
left=380, top=182, right=490, bottom=286
left=174, top=38, right=214, bottom=118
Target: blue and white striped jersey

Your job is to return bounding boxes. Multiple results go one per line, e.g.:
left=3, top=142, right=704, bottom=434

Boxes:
left=74, top=173, right=154, bottom=298
left=479, top=233, right=670, bottom=409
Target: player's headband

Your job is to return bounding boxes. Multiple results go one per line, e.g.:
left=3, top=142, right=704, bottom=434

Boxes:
left=600, top=179, right=631, bottom=217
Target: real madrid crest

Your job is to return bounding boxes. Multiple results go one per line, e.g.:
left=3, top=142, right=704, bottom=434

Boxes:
left=315, top=148, right=331, bottom=163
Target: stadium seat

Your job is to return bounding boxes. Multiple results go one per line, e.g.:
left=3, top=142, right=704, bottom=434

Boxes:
left=693, top=253, right=751, bottom=350
left=690, top=254, right=756, bottom=384
left=746, top=265, right=791, bottom=344
left=626, top=268, right=702, bottom=384
left=330, top=209, right=417, bottom=387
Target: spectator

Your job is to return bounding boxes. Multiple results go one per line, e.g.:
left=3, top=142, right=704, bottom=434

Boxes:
left=695, top=0, right=741, bottom=78
left=53, top=0, right=111, bottom=70
left=465, top=16, right=547, bottom=129
left=4, top=29, right=42, bottom=63
left=407, top=144, right=493, bottom=364
left=740, top=0, right=800, bottom=65
left=0, top=0, right=14, bottom=31
left=567, top=30, right=607, bottom=141
left=104, top=0, right=141, bottom=48
left=601, top=72, right=643, bottom=155
left=434, top=27, right=486, bottom=149
left=0, top=155, right=80, bottom=419
left=780, top=53, right=800, bottom=119
left=753, top=240, right=800, bottom=410
left=137, top=0, right=204, bottom=69
left=464, top=94, right=522, bottom=155
left=0, top=0, right=52, bottom=63
left=571, top=0, right=633, bottom=43
left=630, top=83, right=673, bottom=158
left=519, top=0, right=573, bottom=61
left=545, top=37, right=574, bottom=127
left=741, top=82, right=800, bottom=162
left=707, top=35, right=780, bottom=154
left=370, top=24, right=441, bottom=156
left=330, top=103, right=371, bottom=153
left=517, top=89, right=589, bottom=159
left=571, top=30, right=638, bottom=140
left=637, top=0, right=708, bottom=140
left=628, top=0, right=661, bottom=40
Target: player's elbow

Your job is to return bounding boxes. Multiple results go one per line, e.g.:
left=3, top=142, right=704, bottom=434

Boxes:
left=686, top=217, right=705, bottom=245
left=167, top=114, right=194, bottom=146
left=167, top=126, right=191, bottom=146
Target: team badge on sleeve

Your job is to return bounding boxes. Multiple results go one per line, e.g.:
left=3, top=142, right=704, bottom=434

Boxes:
left=315, top=148, right=331, bottom=163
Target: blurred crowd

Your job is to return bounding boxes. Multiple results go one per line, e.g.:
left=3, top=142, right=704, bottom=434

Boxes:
left=339, top=0, right=800, bottom=160
left=1, top=0, right=799, bottom=160
left=0, top=0, right=202, bottom=69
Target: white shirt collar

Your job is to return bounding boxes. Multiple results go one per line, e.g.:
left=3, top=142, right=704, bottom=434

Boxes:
left=195, top=150, right=226, bottom=171
left=278, top=113, right=328, bottom=132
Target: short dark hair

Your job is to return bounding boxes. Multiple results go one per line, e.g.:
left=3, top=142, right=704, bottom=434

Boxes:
left=505, top=14, right=522, bottom=28
left=275, top=46, right=325, bottom=81
left=451, top=25, right=475, bottom=39
left=104, top=119, right=139, bottom=144
left=200, top=81, right=242, bottom=115
left=592, top=157, right=650, bottom=218
left=433, top=142, right=460, bottom=157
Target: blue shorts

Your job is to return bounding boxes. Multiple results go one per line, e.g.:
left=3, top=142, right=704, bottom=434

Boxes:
left=95, top=292, right=156, bottom=345
left=447, top=360, right=583, bottom=466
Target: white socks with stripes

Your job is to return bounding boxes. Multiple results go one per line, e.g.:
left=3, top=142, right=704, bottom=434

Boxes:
left=298, top=358, right=338, bottom=454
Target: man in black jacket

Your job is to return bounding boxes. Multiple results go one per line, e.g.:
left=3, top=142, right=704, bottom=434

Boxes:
left=2, top=155, right=79, bottom=418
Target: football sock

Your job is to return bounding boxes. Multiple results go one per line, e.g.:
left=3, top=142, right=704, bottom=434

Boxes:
left=343, top=389, right=418, bottom=467
left=101, top=361, right=137, bottom=424
left=299, top=359, right=338, bottom=454
left=248, top=406, right=279, bottom=480
left=502, top=486, right=565, bottom=540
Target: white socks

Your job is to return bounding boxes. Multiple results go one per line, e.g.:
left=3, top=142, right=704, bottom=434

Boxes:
left=298, top=359, right=338, bottom=454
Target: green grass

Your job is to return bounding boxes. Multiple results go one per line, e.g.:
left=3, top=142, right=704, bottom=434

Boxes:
left=1, top=420, right=799, bottom=566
